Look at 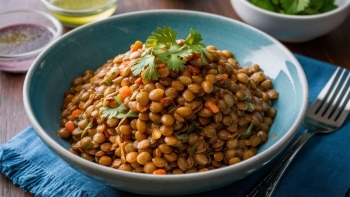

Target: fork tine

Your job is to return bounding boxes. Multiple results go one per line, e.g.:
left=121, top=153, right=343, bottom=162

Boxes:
left=308, top=67, right=344, bottom=115
left=322, top=68, right=350, bottom=117
left=329, top=71, right=350, bottom=124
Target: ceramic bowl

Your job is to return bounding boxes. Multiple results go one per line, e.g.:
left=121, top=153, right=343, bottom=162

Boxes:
left=231, top=0, right=350, bottom=42
left=23, top=10, right=308, bottom=195
left=0, top=9, right=62, bottom=73
left=41, top=0, right=119, bottom=28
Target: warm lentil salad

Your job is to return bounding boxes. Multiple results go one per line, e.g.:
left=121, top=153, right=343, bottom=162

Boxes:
left=57, top=27, right=278, bottom=174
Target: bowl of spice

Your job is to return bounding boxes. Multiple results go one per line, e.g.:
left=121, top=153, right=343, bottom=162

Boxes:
left=0, top=9, right=62, bottom=73
left=230, top=0, right=350, bottom=42
left=41, top=0, right=119, bottom=28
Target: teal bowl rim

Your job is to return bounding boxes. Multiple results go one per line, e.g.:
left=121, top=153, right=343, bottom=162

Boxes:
left=23, top=9, right=309, bottom=188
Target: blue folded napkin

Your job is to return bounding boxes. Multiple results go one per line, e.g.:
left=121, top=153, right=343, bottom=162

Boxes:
left=1, top=54, right=349, bottom=197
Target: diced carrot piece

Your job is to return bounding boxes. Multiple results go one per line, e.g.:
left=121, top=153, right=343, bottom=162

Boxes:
left=222, top=74, right=228, bottom=79
left=205, top=101, right=219, bottom=113
left=135, top=77, right=142, bottom=85
left=119, top=86, right=131, bottom=98
left=70, top=109, right=82, bottom=121
left=153, top=169, right=166, bottom=175
left=130, top=45, right=138, bottom=52
left=158, top=64, right=166, bottom=69
left=188, top=65, right=200, bottom=74
left=65, top=121, right=75, bottom=133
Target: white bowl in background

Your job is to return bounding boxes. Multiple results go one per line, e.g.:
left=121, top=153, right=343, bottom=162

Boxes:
left=231, top=0, right=350, bottom=42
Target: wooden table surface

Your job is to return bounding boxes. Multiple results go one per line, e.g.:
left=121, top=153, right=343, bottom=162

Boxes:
left=0, top=0, right=349, bottom=196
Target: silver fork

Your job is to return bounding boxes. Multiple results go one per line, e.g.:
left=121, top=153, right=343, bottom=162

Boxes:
left=247, top=67, right=350, bottom=197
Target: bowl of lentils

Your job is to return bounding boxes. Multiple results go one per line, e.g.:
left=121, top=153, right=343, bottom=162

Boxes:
left=23, top=10, right=308, bottom=195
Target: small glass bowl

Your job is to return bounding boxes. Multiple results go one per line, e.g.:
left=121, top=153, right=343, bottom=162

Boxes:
left=0, top=9, right=62, bottom=73
left=41, top=0, right=119, bottom=28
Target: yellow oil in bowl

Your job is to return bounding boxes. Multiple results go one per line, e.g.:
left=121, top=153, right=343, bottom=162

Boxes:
left=42, top=0, right=118, bottom=27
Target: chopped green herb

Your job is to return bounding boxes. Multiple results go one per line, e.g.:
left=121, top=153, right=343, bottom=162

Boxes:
left=189, top=143, right=198, bottom=157
left=243, top=122, right=254, bottom=138
left=167, top=106, right=177, bottom=115
left=176, top=122, right=201, bottom=140
left=76, top=114, right=83, bottom=122
left=247, top=102, right=254, bottom=111
left=248, top=0, right=338, bottom=15
left=176, top=134, right=189, bottom=140
left=185, top=122, right=200, bottom=134
left=83, top=142, right=94, bottom=149
left=100, top=96, right=139, bottom=119
left=104, top=77, right=113, bottom=85
left=81, top=120, right=93, bottom=138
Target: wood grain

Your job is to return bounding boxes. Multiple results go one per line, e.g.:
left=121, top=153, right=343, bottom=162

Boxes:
left=0, top=0, right=349, bottom=196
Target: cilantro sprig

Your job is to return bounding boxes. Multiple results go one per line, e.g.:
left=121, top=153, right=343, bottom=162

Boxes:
left=248, top=0, right=338, bottom=15
left=100, top=96, right=138, bottom=119
left=132, top=26, right=212, bottom=80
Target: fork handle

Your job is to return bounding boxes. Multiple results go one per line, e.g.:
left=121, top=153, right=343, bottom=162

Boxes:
left=247, top=130, right=315, bottom=197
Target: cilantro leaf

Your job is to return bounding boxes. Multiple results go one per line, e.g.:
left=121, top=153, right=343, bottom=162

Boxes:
left=100, top=97, right=138, bottom=119
left=154, top=45, right=192, bottom=71
left=248, top=0, right=337, bottom=15
left=319, top=0, right=338, bottom=12
left=185, top=28, right=212, bottom=65
left=271, top=0, right=279, bottom=5
left=185, top=28, right=203, bottom=46
left=116, top=110, right=139, bottom=119
left=249, top=0, right=276, bottom=11
left=132, top=54, right=158, bottom=80
left=308, top=0, right=323, bottom=11
left=151, top=26, right=178, bottom=48
left=145, top=36, right=158, bottom=48
left=185, top=28, right=211, bottom=64
left=145, top=62, right=159, bottom=80
left=280, top=0, right=310, bottom=14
